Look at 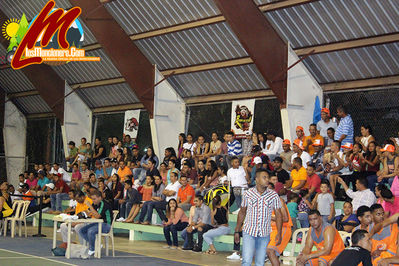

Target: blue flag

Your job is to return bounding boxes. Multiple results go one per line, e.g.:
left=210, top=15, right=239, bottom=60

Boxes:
left=313, top=96, right=321, bottom=124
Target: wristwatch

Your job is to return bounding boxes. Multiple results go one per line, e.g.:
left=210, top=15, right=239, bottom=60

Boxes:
left=192, top=226, right=195, bottom=230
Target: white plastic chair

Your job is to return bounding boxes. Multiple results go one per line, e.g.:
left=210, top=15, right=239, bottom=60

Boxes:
left=281, top=228, right=309, bottom=266
left=4, top=200, right=30, bottom=238
left=338, top=231, right=352, bottom=246
left=96, top=210, right=119, bottom=257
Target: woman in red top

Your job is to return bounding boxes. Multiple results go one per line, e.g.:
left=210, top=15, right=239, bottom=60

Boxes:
left=163, top=198, right=189, bottom=248
left=125, top=176, right=153, bottom=223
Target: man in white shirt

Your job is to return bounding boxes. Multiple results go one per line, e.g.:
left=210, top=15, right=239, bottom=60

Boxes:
left=291, top=139, right=311, bottom=168
left=163, top=171, right=182, bottom=202
left=264, top=131, right=283, bottom=161
left=317, top=108, right=337, bottom=139
left=337, top=177, right=376, bottom=212
left=227, top=156, right=250, bottom=214
left=50, top=163, right=71, bottom=183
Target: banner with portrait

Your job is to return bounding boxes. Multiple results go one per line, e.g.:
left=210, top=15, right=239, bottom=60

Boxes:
left=231, top=99, right=255, bottom=139
left=123, top=110, right=141, bottom=139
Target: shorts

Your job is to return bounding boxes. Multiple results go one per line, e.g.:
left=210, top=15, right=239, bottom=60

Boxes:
left=305, top=251, right=340, bottom=266
left=267, top=226, right=292, bottom=255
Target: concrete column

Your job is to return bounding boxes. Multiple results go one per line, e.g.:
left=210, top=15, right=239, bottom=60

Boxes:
left=150, top=68, right=186, bottom=161
left=282, top=46, right=323, bottom=140
left=4, top=100, right=27, bottom=187
left=61, top=82, right=92, bottom=158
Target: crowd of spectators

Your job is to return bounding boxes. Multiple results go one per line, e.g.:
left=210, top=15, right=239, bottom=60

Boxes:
left=1, top=105, right=399, bottom=265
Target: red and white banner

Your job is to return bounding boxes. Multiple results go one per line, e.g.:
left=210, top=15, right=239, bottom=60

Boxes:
left=231, top=99, right=255, bottom=139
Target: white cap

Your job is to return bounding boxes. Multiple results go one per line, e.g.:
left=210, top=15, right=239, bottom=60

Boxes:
left=45, top=183, right=55, bottom=190
left=253, top=156, right=262, bottom=164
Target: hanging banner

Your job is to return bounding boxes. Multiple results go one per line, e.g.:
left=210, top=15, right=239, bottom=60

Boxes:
left=123, top=110, right=141, bottom=139
left=231, top=99, right=255, bottom=139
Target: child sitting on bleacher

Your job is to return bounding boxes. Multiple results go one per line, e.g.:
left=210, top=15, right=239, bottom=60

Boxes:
left=312, top=180, right=335, bottom=224
left=287, top=193, right=299, bottom=232
left=298, top=189, right=311, bottom=228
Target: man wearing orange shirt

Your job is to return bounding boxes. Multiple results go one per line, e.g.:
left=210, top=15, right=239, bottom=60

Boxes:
left=177, top=176, right=195, bottom=211
left=117, top=161, right=132, bottom=182
left=304, top=124, right=325, bottom=156
left=288, top=157, right=308, bottom=191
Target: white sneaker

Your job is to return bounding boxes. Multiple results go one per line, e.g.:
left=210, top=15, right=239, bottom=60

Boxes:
left=116, top=217, right=125, bottom=222
left=232, top=209, right=240, bottom=215
left=227, top=252, right=241, bottom=260
left=88, top=250, right=95, bottom=256
left=57, top=229, right=61, bottom=233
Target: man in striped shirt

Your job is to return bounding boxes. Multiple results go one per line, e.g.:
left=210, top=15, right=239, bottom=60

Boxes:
left=334, top=105, right=354, bottom=144
left=235, top=168, right=283, bottom=266
left=227, top=131, right=242, bottom=156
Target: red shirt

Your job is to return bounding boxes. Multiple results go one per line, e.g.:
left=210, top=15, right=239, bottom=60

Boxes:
left=55, top=179, right=70, bottom=193
left=26, top=178, right=38, bottom=189
left=307, top=174, right=321, bottom=193
left=177, top=185, right=195, bottom=205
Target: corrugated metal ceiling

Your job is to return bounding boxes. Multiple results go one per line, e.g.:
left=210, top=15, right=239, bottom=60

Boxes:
left=304, top=43, right=399, bottom=84
left=52, top=49, right=121, bottom=84
left=135, top=22, right=248, bottom=70
left=0, top=68, right=36, bottom=93
left=0, top=0, right=97, bottom=45
left=266, top=0, right=399, bottom=48
left=105, top=0, right=220, bottom=35
left=13, top=95, right=52, bottom=114
left=168, top=64, right=268, bottom=98
left=75, top=83, right=140, bottom=108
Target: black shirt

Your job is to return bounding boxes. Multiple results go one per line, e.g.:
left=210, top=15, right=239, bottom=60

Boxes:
left=146, top=167, right=160, bottom=178
left=331, top=246, right=372, bottom=266
left=131, top=154, right=142, bottom=166
left=273, top=169, right=290, bottom=184
left=93, top=200, right=113, bottom=224
left=95, top=144, right=106, bottom=159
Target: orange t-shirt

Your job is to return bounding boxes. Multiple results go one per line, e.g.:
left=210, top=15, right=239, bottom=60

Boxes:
left=22, top=191, right=33, bottom=201
left=304, top=135, right=324, bottom=155
left=75, top=196, right=93, bottom=215
left=117, top=167, right=132, bottom=182
left=177, top=185, right=195, bottom=205
left=141, top=186, right=153, bottom=202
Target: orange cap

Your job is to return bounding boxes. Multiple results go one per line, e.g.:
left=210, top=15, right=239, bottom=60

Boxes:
left=296, top=126, right=304, bottom=132
left=381, top=144, right=395, bottom=153
left=321, top=108, right=330, bottom=116
left=341, top=142, right=354, bottom=150
left=293, top=139, right=304, bottom=150
left=312, top=139, right=324, bottom=146
left=283, top=139, right=291, bottom=145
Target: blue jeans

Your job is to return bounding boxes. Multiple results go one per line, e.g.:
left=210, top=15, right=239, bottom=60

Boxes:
left=138, top=200, right=167, bottom=223
left=163, top=221, right=188, bottom=247
left=50, top=193, right=70, bottom=211
left=242, top=232, right=270, bottom=266
left=181, top=228, right=189, bottom=248
left=79, top=223, right=111, bottom=251
left=298, top=212, right=309, bottom=228
left=119, top=202, right=134, bottom=218
left=367, top=174, right=395, bottom=192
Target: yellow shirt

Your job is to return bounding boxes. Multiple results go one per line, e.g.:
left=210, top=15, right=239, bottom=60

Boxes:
left=75, top=196, right=93, bottom=215
left=303, top=135, right=324, bottom=155
left=291, top=167, right=308, bottom=189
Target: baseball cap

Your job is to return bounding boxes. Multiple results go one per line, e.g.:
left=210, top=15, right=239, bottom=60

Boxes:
left=381, top=144, right=395, bottom=153
left=296, top=126, right=304, bottom=132
left=253, top=157, right=262, bottom=164
left=341, top=143, right=354, bottom=150
left=273, top=157, right=283, bottom=163
left=312, top=139, right=324, bottom=146
left=283, top=139, right=291, bottom=145
left=45, top=183, right=55, bottom=190
left=293, top=139, right=304, bottom=150
left=321, top=108, right=330, bottom=116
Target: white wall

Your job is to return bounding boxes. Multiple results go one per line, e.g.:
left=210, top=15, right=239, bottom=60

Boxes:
left=151, top=68, right=186, bottom=160
left=62, top=82, right=92, bottom=157
left=4, top=99, right=27, bottom=187
left=282, top=46, right=323, bottom=140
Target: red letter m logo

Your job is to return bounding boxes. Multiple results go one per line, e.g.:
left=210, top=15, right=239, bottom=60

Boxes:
left=11, top=0, right=81, bottom=69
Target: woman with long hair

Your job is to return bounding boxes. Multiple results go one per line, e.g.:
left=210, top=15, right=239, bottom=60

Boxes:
left=137, top=146, right=159, bottom=183
left=199, top=159, right=218, bottom=193
left=137, top=175, right=166, bottom=225
left=163, top=198, right=189, bottom=249
left=123, top=147, right=132, bottom=166
left=111, top=174, right=123, bottom=209
left=163, top=147, right=177, bottom=165
left=177, top=133, right=186, bottom=159
left=361, top=141, right=380, bottom=177
left=257, top=133, right=267, bottom=150
left=359, top=125, right=375, bottom=152
left=125, top=176, right=154, bottom=223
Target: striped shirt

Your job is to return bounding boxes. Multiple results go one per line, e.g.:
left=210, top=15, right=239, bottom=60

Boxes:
left=241, top=187, right=282, bottom=237
left=227, top=140, right=242, bottom=156
left=334, top=114, right=354, bottom=144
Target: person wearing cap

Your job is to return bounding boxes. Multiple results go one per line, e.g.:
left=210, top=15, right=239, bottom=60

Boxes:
left=310, top=139, right=325, bottom=172
left=264, top=131, right=283, bottom=161
left=295, top=126, right=306, bottom=144
left=272, top=157, right=290, bottom=187
left=317, top=108, right=337, bottom=140
left=280, top=140, right=294, bottom=171
left=248, top=156, right=263, bottom=187
left=304, top=124, right=324, bottom=156
left=367, top=144, right=399, bottom=192
left=65, top=141, right=79, bottom=171
left=291, top=139, right=312, bottom=169
left=334, top=105, right=354, bottom=145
